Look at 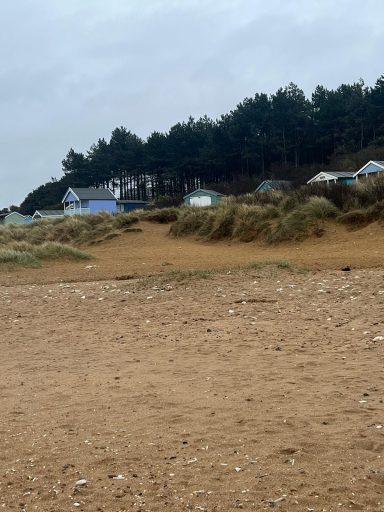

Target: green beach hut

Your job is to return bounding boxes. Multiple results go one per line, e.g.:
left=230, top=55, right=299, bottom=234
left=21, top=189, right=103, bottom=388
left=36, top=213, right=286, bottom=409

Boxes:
left=0, top=212, right=29, bottom=225
left=183, top=188, right=224, bottom=207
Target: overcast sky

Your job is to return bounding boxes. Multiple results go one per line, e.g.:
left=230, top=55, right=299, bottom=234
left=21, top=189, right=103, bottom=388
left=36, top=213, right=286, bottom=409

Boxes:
left=1, top=0, right=383, bottom=207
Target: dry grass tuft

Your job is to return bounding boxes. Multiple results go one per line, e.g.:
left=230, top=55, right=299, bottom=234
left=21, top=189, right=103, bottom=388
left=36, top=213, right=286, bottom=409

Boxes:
left=0, top=242, right=91, bottom=268
left=0, top=249, right=40, bottom=267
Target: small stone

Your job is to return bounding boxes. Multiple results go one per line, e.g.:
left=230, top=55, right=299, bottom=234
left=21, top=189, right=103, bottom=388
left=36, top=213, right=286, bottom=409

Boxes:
left=268, top=495, right=286, bottom=507
left=372, top=336, right=384, bottom=342
left=75, top=479, right=87, bottom=487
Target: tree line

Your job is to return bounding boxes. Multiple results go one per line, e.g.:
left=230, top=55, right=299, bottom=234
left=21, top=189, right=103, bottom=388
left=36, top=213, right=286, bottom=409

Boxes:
left=19, top=75, right=384, bottom=214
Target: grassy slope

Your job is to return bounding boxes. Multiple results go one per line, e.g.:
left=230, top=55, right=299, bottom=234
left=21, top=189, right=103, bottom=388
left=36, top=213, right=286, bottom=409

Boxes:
left=0, top=210, right=175, bottom=268
left=170, top=179, right=384, bottom=243
left=1, top=178, right=384, bottom=269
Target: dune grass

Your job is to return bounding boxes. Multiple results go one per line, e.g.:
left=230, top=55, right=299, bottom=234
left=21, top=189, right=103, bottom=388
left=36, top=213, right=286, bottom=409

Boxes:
left=0, top=208, right=180, bottom=250
left=0, top=242, right=92, bottom=268
left=0, top=249, right=40, bottom=267
left=170, top=195, right=340, bottom=243
left=170, top=176, right=384, bottom=243
left=29, top=242, right=92, bottom=261
left=3, top=175, right=384, bottom=260
left=0, top=211, right=141, bottom=247
left=0, top=210, right=154, bottom=269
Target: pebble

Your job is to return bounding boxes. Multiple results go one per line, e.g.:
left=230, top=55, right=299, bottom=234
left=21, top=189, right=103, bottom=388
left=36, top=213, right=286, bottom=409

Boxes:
left=268, top=495, right=286, bottom=507
left=75, top=479, right=87, bottom=487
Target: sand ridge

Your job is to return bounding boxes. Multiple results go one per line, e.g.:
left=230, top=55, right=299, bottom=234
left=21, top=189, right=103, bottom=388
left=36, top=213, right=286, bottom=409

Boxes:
left=0, top=220, right=383, bottom=287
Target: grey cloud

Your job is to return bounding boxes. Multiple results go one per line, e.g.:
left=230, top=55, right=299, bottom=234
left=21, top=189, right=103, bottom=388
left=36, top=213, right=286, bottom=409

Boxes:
left=0, top=0, right=383, bottom=206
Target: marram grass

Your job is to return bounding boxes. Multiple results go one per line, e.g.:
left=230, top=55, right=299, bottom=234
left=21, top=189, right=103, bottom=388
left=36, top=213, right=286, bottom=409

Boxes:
left=170, top=196, right=341, bottom=243
left=0, top=249, right=40, bottom=267
left=0, top=242, right=92, bottom=268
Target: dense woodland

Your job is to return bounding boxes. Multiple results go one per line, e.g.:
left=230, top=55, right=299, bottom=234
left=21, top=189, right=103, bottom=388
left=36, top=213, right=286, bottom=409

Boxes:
left=18, top=76, right=384, bottom=214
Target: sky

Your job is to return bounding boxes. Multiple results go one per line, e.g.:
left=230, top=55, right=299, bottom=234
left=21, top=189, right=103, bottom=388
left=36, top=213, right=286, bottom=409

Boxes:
left=1, top=0, right=384, bottom=207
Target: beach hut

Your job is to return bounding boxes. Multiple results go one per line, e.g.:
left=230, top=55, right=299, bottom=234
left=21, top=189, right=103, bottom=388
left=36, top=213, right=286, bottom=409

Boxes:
left=307, top=171, right=355, bottom=185
left=32, top=210, right=65, bottom=221
left=117, top=200, right=148, bottom=212
left=353, top=161, right=384, bottom=180
left=255, top=180, right=293, bottom=192
left=62, top=187, right=117, bottom=215
left=183, top=188, right=224, bottom=207
left=0, top=211, right=29, bottom=225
